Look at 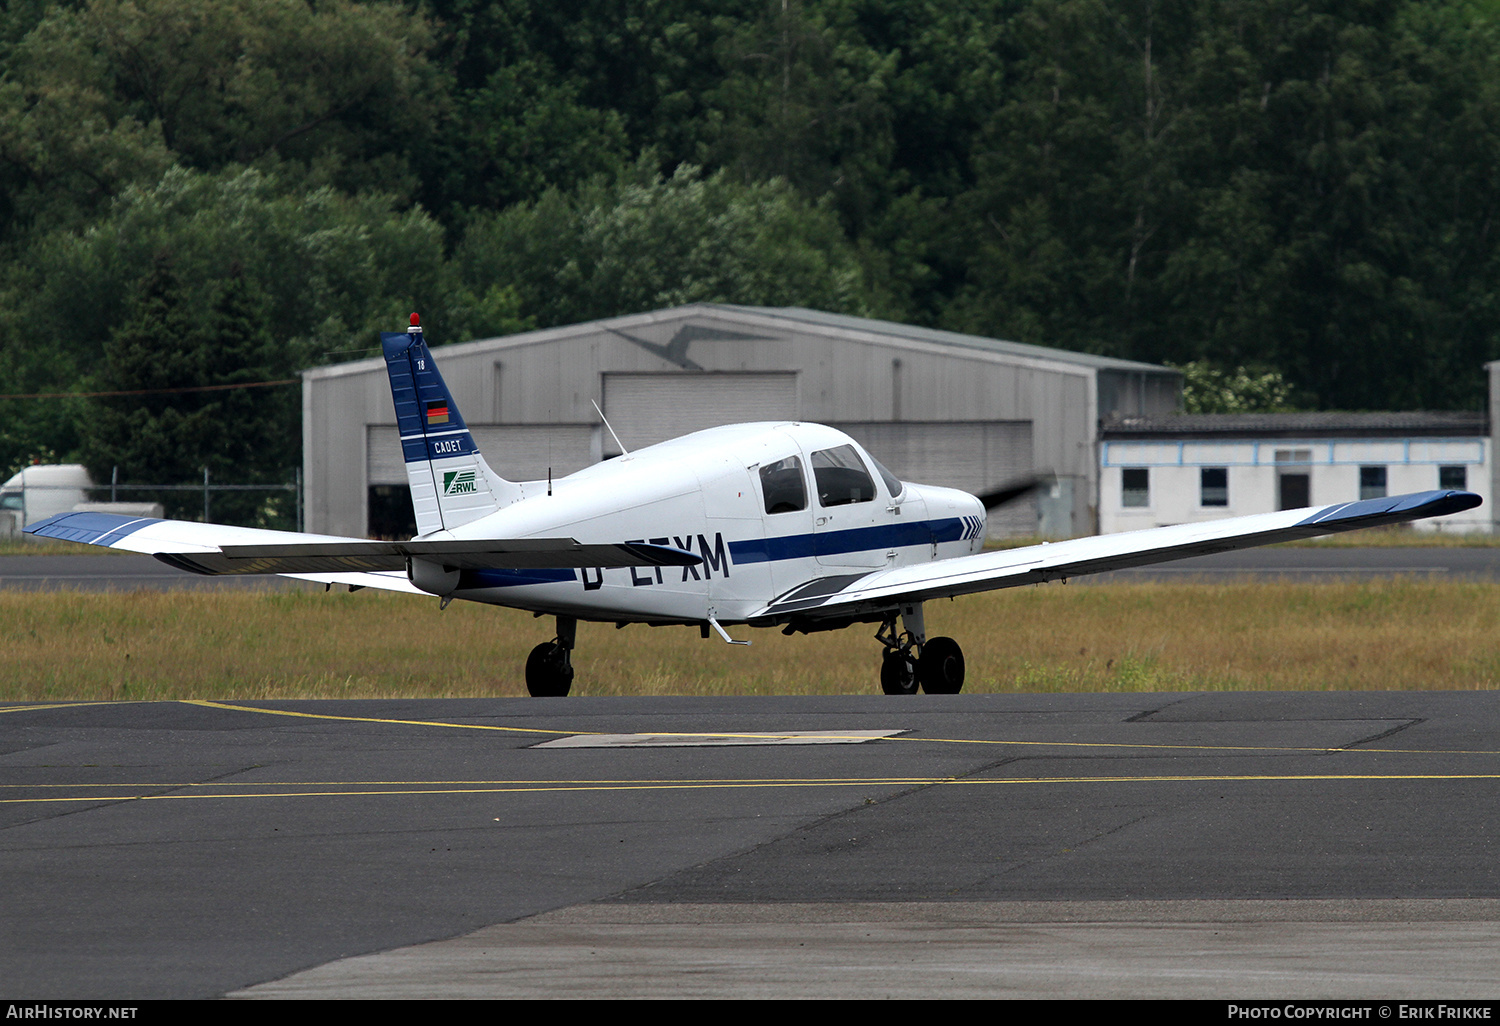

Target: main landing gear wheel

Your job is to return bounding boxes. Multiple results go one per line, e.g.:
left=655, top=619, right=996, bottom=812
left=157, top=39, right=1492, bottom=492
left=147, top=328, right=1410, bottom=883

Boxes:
left=880, top=649, right=919, bottom=695
left=919, top=636, right=965, bottom=695
left=525, top=642, right=574, bottom=697
left=526, top=616, right=577, bottom=697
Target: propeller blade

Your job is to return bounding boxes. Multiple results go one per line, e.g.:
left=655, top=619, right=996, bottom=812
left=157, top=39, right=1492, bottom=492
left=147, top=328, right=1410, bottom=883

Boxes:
left=976, top=473, right=1053, bottom=511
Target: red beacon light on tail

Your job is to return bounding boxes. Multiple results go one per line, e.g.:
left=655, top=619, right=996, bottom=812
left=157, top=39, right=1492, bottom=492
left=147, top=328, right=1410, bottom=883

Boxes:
left=408, top=313, right=421, bottom=334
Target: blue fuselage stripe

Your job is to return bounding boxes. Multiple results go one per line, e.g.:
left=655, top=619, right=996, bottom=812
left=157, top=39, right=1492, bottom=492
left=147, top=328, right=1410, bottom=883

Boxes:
left=460, top=568, right=578, bottom=588
left=456, top=518, right=969, bottom=590
left=729, top=517, right=966, bottom=564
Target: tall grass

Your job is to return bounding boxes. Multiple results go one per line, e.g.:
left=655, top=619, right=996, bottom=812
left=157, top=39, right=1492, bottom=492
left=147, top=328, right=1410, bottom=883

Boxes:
left=3, top=580, right=1498, bottom=700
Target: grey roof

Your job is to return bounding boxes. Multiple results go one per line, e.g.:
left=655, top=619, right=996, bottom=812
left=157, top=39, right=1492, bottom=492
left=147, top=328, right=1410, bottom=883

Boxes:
left=304, top=302, right=1179, bottom=380
left=709, top=305, right=1178, bottom=374
left=1103, top=411, right=1488, bottom=439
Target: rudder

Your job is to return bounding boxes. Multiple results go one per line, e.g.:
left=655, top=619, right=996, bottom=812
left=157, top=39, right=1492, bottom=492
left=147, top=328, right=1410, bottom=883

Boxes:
left=381, top=314, right=519, bottom=536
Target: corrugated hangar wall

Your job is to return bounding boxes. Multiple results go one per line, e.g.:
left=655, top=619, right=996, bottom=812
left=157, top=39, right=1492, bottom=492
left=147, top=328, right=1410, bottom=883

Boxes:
left=306, top=304, right=1179, bottom=540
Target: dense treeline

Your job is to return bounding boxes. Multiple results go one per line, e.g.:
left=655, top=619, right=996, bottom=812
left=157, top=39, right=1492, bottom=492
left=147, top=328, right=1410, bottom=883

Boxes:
left=2, top=0, right=1498, bottom=521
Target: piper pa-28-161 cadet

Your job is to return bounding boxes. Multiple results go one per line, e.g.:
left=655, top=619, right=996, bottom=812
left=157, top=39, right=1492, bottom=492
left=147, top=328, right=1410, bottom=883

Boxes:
left=26, top=315, right=1483, bottom=697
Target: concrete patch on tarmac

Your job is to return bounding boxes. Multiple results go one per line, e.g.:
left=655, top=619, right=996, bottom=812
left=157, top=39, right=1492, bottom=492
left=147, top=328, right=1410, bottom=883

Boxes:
left=533, top=729, right=905, bottom=748
left=232, top=900, right=1500, bottom=1000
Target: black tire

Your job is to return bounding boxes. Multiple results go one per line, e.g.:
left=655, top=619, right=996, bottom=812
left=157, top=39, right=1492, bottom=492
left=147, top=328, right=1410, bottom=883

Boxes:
left=525, top=641, right=574, bottom=697
left=919, top=636, right=965, bottom=694
left=880, top=650, right=919, bottom=695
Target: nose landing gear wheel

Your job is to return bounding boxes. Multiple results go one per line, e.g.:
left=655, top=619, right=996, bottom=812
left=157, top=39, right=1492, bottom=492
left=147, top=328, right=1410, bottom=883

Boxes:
left=525, top=641, right=574, bottom=697
left=880, top=649, right=919, bottom=695
left=919, top=636, right=965, bottom=694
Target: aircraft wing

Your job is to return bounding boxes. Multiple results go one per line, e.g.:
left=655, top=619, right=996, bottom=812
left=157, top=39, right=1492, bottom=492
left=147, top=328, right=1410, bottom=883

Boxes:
left=24, top=511, right=701, bottom=587
left=751, top=490, right=1482, bottom=624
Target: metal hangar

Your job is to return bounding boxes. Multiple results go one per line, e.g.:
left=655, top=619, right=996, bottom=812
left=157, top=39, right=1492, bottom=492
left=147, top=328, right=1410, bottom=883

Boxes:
left=300, top=304, right=1180, bottom=539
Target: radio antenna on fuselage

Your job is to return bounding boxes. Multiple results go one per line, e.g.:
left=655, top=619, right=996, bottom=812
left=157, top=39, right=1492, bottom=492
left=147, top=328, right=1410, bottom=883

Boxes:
left=591, top=399, right=631, bottom=457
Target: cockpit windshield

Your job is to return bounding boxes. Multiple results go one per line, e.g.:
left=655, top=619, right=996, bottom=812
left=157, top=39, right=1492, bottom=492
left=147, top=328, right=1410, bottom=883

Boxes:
left=867, top=454, right=904, bottom=500
left=811, top=445, right=876, bottom=507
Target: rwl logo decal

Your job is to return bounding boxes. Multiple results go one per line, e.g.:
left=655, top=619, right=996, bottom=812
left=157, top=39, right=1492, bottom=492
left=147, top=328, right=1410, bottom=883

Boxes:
left=443, top=470, right=478, bottom=495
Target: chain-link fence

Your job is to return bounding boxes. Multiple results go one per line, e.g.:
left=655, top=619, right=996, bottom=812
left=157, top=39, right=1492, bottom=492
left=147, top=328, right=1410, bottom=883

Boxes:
left=2, top=466, right=303, bottom=536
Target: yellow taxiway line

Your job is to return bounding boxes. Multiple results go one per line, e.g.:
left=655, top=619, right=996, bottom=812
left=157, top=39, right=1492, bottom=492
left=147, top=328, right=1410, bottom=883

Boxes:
left=188, top=701, right=1500, bottom=756
left=2, top=699, right=1497, bottom=757
left=5, top=772, right=1500, bottom=806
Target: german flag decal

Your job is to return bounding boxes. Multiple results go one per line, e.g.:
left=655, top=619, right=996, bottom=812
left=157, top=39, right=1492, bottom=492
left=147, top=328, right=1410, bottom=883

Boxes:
left=425, top=399, right=450, bottom=425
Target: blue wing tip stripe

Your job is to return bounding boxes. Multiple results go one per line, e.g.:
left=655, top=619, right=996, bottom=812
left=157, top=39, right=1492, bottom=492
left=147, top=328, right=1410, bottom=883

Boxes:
left=24, top=511, right=161, bottom=547
left=1295, top=489, right=1481, bottom=529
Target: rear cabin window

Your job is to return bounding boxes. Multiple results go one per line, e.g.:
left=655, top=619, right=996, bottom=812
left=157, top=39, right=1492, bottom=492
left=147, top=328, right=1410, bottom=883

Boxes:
left=759, top=456, right=807, bottom=514
left=812, top=445, right=876, bottom=506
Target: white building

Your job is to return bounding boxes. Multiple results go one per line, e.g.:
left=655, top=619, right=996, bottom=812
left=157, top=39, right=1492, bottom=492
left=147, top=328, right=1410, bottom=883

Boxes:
left=1100, top=412, right=1490, bottom=534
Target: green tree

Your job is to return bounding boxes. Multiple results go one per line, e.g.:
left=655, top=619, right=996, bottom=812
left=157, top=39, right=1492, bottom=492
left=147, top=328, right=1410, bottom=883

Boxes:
left=418, top=0, right=756, bottom=217
left=9, top=165, right=456, bottom=371
left=80, top=256, right=299, bottom=525
left=0, top=164, right=464, bottom=502
left=456, top=163, right=874, bottom=328
left=0, top=0, right=441, bottom=238
left=707, top=0, right=898, bottom=233
left=0, top=358, right=88, bottom=485
left=1173, top=361, right=1296, bottom=413
left=943, top=0, right=1500, bottom=411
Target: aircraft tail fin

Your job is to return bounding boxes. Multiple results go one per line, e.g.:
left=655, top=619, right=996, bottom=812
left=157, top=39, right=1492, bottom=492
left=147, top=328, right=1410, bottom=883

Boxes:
left=381, top=315, right=520, bottom=536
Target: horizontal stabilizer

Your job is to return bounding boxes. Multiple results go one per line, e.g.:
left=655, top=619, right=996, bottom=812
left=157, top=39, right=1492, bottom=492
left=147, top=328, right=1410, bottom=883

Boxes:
left=193, top=539, right=701, bottom=575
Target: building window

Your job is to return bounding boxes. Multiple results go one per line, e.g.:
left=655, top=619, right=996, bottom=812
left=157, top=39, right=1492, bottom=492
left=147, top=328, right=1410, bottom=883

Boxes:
left=1275, top=449, right=1312, bottom=510
left=1122, top=468, right=1149, bottom=508
left=1440, top=466, right=1467, bottom=490
left=1200, top=467, right=1228, bottom=507
left=1359, top=466, right=1387, bottom=500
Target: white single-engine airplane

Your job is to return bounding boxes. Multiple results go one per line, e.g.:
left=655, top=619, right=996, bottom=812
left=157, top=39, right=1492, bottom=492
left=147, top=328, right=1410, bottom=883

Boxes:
left=27, top=315, right=1483, bottom=696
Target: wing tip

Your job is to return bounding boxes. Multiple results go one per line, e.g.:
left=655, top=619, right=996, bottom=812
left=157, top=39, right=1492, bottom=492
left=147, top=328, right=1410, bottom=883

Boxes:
left=22, top=510, right=162, bottom=547
left=1298, top=489, right=1482, bottom=529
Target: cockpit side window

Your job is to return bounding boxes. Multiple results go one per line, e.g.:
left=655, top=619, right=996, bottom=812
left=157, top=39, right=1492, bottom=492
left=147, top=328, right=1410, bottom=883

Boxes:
left=759, top=455, right=807, bottom=514
left=811, top=444, right=876, bottom=507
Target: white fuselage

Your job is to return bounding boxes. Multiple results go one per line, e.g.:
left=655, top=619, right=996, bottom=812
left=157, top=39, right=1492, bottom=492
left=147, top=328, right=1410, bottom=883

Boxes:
left=426, top=423, right=986, bottom=624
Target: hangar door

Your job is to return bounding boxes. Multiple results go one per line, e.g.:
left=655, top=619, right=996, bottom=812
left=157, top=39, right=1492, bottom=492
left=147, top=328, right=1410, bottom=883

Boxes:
left=832, top=421, right=1036, bottom=538
left=603, top=373, right=798, bottom=451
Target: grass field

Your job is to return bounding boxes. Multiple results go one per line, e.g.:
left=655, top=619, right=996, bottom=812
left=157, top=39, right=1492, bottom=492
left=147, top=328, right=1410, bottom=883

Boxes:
left=4, top=579, right=1499, bottom=701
